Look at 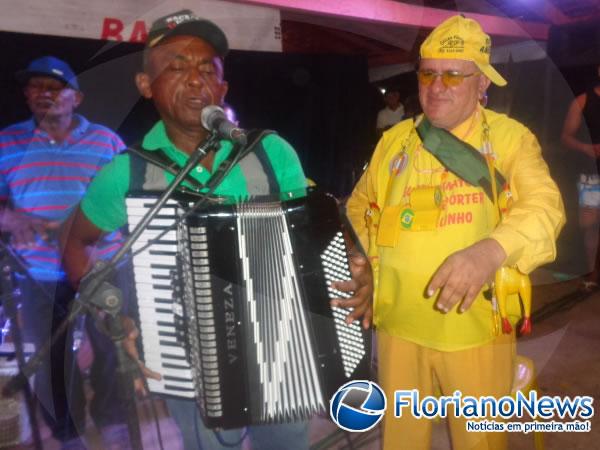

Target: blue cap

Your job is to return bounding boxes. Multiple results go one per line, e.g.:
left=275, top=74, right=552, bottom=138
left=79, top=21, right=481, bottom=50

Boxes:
left=16, top=56, right=79, bottom=90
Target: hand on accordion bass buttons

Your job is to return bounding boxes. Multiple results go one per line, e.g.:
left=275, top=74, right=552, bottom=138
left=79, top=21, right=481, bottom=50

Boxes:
left=330, top=253, right=374, bottom=330
left=121, top=316, right=162, bottom=395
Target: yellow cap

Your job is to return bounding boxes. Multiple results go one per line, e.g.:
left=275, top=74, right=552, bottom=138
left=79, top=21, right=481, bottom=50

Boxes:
left=420, top=15, right=507, bottom=87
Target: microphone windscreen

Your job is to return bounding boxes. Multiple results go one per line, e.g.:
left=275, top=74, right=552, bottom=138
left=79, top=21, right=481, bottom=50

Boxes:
left=201, top=105, right=226, bottom=132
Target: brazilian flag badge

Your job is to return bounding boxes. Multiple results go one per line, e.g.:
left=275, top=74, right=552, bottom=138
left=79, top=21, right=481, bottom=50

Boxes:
left=400, top=208, right=415, bottom=229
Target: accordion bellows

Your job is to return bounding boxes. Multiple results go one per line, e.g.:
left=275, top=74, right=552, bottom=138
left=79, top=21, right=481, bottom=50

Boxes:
left=126, top=191, right=371, bottom=429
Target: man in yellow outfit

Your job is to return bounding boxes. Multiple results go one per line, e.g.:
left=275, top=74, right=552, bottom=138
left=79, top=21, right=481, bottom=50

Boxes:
left=347, top=15, right=565, bottom=450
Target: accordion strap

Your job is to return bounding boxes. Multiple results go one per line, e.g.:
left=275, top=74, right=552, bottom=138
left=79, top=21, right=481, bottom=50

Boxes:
left=127, top=129, right=280, bottom=194
left=127, top=143, right=205, bottom=191
left=207, top=129, right=280, bottom=194
left=415, top=116, right=506, bottom=203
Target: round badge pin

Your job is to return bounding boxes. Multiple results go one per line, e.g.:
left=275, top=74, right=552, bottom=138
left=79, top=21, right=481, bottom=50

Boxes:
left=434, top=186, right=442, bottom=206
left=389, top=152, right=409, bottom=176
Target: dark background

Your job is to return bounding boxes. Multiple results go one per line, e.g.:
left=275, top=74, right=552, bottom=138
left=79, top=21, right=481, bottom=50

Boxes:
left=1, top=24, right=598, bottom=275
left=0, top=31, right=373, bottom=199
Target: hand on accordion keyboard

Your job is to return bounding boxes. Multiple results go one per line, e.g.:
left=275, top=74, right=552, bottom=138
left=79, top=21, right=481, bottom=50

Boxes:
left=122, top=316, right=162, bottom=395
left=329, top=253, right=373, bottom=330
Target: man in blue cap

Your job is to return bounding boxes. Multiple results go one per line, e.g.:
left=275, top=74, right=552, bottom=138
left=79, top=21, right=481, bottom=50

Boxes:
left=0, top=56, right=130, bottom=449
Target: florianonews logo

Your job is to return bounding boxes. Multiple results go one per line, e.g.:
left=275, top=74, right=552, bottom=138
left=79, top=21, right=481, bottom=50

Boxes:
left=329, top=380, right=387, bottom=432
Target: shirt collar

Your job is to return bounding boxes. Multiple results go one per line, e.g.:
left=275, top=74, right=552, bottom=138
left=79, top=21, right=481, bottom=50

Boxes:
left=449, top=105, right=482, bottom=141
left=22, top=118, right=36, bottom=132
left=71, top=114, right=89, bottom=135
left=141, top=121, right=191, bottom=168
left=141, top=120, right=233, bottom=166
left=141, top=121, right=173, bottom=152
left=28, top=113, right=89, bottom=136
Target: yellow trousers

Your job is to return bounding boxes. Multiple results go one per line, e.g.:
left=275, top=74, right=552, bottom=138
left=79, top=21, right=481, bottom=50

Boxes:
left=377, top=331, right=515, bottom=450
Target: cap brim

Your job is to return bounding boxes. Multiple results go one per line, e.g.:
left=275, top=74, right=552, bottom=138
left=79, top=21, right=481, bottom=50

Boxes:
left=15, top=70, right=78, bottom=90
left=150, top=21, right=228, bottom=56
left=476, top=63, right=507, bottom=87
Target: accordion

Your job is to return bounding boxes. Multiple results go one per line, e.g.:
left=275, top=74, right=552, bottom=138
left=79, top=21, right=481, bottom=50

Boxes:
left=126, top=191, right=371, bottom=429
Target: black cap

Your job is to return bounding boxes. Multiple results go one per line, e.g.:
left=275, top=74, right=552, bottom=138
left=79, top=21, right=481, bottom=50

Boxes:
left=146, top=9, right=229, bottom=57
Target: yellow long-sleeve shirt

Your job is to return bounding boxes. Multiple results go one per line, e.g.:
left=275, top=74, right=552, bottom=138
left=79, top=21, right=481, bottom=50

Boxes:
left=347, top=107, right=565, bottom=351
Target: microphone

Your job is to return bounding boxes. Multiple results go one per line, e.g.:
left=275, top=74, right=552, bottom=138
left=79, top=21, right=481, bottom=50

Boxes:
left=201, top=105, right=247, bottom=145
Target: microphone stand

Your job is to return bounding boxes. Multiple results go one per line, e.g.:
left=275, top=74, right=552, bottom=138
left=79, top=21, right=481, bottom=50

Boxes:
left=0, top=241, right=43, bottom=450
left=2, top=133, right=221, bottom=450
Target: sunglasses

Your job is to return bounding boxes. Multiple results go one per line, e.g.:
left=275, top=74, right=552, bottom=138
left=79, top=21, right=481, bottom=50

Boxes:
left=417, top=70, right=480, bottom=87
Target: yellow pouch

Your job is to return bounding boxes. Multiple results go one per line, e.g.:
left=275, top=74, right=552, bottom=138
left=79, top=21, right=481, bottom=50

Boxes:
left=404, top=186, right=443, bottom=231
left=411, top=209, right=442, bottom=231
left=376, top=205, right=403, bottom=247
